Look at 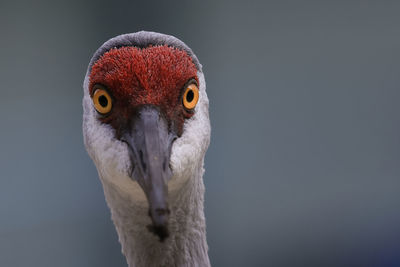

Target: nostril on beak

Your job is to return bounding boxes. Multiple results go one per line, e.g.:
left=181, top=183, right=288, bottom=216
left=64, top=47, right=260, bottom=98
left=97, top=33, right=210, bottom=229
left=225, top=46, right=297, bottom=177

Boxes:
left=163, top=159, right=167, bottom=171
left=139, top=150, right=147, bottom=173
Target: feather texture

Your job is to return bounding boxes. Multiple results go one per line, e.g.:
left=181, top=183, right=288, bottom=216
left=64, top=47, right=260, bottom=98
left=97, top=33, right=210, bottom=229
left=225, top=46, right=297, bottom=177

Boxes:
left=83, top=32, right=211, bottom=267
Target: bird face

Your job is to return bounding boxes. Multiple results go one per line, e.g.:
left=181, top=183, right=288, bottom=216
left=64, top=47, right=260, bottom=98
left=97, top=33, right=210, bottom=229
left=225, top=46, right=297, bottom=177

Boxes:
left=83, top=43, right=210, bottom=241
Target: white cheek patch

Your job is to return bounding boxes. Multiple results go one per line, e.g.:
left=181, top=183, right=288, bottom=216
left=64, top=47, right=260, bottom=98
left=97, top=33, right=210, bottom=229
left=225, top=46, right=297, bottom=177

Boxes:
left=83, top=93, right=148, bottom=201
left=83, top=92, right=130, bottom=178
left=169, top=71, right=211, bottom=187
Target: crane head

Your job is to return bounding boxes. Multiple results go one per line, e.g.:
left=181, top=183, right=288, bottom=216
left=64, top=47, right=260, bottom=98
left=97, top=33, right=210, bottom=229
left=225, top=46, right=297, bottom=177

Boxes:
left=82, top=32, right=210, bottom=242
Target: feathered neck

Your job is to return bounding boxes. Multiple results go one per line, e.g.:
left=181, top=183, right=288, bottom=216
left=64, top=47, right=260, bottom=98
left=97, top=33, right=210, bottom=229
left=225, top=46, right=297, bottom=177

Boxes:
left=100, top=162, right=210, bottom=267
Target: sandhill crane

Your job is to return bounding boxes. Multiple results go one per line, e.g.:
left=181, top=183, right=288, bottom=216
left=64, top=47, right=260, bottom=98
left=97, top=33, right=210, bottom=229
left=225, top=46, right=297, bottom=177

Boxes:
left=82, top=31, right=211, bottom=266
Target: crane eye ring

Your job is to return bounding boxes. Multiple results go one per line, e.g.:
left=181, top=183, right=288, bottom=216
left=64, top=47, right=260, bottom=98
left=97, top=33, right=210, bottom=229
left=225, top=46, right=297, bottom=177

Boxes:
left=92, top=87, right=112, bottom=114
left=182, top=83, right=199, bottom=111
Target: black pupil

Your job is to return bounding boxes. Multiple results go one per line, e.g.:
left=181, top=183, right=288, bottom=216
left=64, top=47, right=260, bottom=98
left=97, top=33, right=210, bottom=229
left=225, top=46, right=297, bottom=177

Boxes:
left=186, top=90, right=194, bottom=103
left=99, top=95, right=108, bottom=107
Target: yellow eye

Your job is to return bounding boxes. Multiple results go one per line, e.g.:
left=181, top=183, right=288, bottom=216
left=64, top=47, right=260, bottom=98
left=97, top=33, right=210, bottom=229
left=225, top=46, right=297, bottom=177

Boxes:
left=92, top=88, right=112, bottom=114
left=182, top=83, right=199, bottom=111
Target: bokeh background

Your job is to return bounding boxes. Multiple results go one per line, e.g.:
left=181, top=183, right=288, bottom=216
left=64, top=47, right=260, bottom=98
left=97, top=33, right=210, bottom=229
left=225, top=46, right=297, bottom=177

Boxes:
left=1, top=1, right=400, bottom=266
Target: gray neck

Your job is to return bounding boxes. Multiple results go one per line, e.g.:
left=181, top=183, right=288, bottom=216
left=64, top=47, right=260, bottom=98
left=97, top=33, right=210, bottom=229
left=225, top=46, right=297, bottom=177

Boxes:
left=101, top=165, right=210, bottom=267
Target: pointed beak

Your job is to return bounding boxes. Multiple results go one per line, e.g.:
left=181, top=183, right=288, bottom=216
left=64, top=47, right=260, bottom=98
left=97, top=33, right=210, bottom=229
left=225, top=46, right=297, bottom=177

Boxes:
left=121, top=105, right=175, bottom=242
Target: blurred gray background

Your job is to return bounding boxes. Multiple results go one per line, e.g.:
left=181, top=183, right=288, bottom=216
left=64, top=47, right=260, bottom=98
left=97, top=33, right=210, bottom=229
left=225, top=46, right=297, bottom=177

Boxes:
left=1, top=1, right=400, bottom=266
